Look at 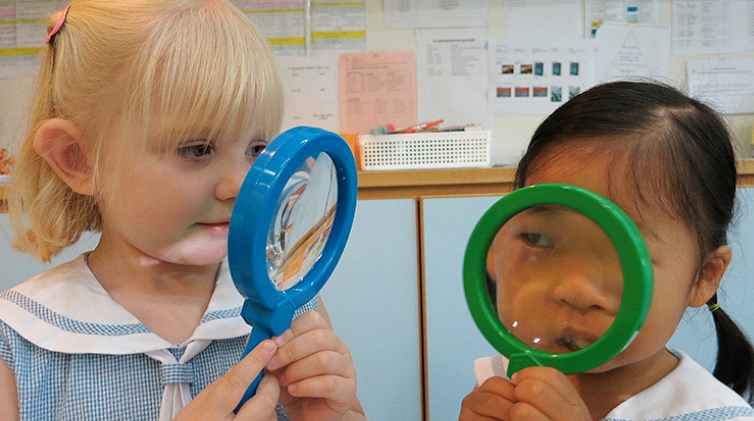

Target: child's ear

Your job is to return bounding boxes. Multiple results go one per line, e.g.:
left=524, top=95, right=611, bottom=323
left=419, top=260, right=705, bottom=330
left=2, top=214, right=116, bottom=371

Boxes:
left=687, top=245, right=732, bottom=307
left=33, top=118, right=93, bottom=195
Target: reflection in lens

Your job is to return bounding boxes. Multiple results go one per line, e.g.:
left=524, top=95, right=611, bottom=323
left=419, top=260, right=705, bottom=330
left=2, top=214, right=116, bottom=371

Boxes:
left=486, top=205, right=623, bottom=354
left=266, top=152, right=338, bottom=290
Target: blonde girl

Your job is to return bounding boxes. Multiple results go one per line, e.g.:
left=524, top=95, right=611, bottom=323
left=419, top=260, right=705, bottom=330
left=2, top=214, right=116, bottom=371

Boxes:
left=0, top=1, right=367, bottom=420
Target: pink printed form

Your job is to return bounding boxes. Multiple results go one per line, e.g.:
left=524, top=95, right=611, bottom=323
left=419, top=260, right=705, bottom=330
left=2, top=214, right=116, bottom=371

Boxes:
left=338, top=51, right=417, bottom=135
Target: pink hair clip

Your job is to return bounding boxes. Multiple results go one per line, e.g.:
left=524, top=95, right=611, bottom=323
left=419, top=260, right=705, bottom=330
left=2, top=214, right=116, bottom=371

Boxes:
left=45, top=4, right=72, bottom=45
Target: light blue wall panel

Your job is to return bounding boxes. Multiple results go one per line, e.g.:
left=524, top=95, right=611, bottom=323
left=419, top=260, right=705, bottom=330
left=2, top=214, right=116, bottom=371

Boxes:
left=321, top=199, right=423, bottom=421
left=2, top=199, right=423, bottom=421
left=668, top=188, right=754, bottom=370
left=0, top=213, right=100, bottom=290
left=423, top=196, right=499, bottom=421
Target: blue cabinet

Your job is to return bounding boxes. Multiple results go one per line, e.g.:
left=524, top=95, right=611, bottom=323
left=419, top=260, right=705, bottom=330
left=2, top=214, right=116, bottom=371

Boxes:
left=321, top=199, right=423, bottom=421
left=3, top=188, right=753, bottom=421
left=668, top=188, right=754, bottom=371
left=423, top=196, right=498, bottom=421
left=1, top=199, right=424, bottom=421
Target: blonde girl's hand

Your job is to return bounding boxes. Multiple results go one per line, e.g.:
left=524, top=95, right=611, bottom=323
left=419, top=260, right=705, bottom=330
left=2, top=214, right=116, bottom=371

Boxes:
left=269, top=309, right=363, bottom=421
left=459, top=376, right=516, bottom=421
left=174, top=339, right=281, bottom=421
left=507, top=367, right=591, bottom=421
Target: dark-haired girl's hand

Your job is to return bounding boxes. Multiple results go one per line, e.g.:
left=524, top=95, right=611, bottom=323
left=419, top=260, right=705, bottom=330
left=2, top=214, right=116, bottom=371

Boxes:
left=506, top=367, right=591, bottom=421
left=460, top=376, right=516, bottom=421
left=459, top=367, right=591, bottom=421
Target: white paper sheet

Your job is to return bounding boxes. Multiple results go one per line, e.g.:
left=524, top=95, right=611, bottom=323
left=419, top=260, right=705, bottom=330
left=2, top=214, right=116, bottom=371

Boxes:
left=585, top=0, right=660, bottom=37
left=416, top=28, right=492, bottom=130
left=595, top=22, right=671, bottom=83
left=487, top=39, right=597, bottom=115
left=0, top=0, right=59, bottom=79
left=687, top=59, right=754, bottom=115
left=15, top=0, right=59, bottom=48
left=503, top=0, right=582, bottom=42
left=0, top=1, right=16, bottom=50
left=233, top=0, right=366, bottom=56
left=310, top=0, right=366, bottom=54
left=748, top=0, right=754, bottom=51
left=672, top=0, right=748, bottom=55
left=277, top=55, right=340, bottom=133
left=383, top=0, right=490, bottom=29
left=233, top=0, right=307, bottom=56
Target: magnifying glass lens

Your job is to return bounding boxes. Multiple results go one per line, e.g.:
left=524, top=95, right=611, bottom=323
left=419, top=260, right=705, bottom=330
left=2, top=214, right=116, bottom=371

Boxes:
left=266, top=152, right=338, bottom=291
left=486, top=205, right=624, bottom=354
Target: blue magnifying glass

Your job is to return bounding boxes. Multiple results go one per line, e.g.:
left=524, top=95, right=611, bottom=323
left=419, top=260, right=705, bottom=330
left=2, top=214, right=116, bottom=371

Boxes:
left=228, top=126, right=358, bottom=409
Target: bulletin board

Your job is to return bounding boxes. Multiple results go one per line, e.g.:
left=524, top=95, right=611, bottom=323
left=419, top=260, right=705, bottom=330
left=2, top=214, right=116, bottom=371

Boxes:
left=1, top=0, right=754, bottom=168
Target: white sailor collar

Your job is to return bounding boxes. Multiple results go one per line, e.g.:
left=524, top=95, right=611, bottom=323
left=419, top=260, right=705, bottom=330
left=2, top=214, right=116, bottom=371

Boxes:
left=0, top=255, right=250, bottom=355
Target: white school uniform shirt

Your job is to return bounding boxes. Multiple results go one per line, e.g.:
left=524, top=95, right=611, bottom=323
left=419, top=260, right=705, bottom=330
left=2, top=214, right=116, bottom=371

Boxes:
left=0, top=255, right=316, bottom=420
left=474, top=350, right=754, bottom=421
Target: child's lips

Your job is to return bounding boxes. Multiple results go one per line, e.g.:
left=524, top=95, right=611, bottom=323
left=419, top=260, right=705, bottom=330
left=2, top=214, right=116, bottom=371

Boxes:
left=198, top=220, right=231, bottom=235
left=555, top=326, right=601, bottom=352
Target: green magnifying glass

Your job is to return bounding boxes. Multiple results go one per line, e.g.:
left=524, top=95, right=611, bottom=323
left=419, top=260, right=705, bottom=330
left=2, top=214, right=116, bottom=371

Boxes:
left=464, top=183, right=653, bottom=377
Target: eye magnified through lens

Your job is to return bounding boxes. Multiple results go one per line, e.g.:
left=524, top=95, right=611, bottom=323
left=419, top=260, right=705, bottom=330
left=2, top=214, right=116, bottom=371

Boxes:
left=487, top=205, right=622, bottom=355
left=465, top=184, right=653, bottom=377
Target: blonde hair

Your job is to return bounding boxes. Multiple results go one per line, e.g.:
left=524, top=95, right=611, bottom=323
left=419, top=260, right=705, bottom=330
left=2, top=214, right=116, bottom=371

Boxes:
left=8, top=0, right=284, bottom=261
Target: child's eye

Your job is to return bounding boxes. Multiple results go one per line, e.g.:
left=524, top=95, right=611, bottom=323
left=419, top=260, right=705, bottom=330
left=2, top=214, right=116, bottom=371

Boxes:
left=247, top=143, right=266, bottom=158
left=178, top=142, right=213, bottom=158
left=520, top=233, right=555, bottom=249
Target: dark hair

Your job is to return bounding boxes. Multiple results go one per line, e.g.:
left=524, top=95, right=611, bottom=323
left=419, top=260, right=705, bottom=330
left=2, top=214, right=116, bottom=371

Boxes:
left=514, top=81, right=754, bottom=402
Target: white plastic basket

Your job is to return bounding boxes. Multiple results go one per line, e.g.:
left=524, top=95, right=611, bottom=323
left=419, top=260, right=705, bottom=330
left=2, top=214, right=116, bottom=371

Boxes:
left=358, top=130, right=491, bottom=171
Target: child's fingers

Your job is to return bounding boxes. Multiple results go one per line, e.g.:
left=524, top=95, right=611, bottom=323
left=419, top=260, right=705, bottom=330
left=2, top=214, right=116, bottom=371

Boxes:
left=460, top=392, right=512, bottom=420
left=269, top=311, right=349, bottom=371
left=266, top=310, right=359, bottom=415
left=274, top=345, right=354, bottom=386
left=509, top=403, right=552, bottom=421
left=235, top=373, right=281, bottom=420
left=284, top=372, right=354, bottom=400
left=207, top=340, right=278, bottom=410
left=478, top=376, right=517, bottom=400
left=459, top=379, right=516, bottom=421
left=272, top=311, right=332, bottom=347
left=219, top=340, right=278, bottom=404
left=511, top=367, right=574, bottom=403
left=281, top=373, right=358, bottom=416
left=511, top=367, right=590, bottom=421
left=512, top=384, right=582, bottom=421
left=174, top=339, right=280, bottom=420
left=271, top=311, right=321, bottom=350
left=271, top=335, right=356, bottom=403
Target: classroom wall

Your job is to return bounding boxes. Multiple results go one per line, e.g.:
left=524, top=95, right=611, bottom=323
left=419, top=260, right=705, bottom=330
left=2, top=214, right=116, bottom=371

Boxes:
left=1, top=0, right=753, bottom=164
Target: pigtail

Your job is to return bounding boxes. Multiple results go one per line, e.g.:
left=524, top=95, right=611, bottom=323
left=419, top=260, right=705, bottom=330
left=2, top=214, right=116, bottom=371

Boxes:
left=708, top=293, right=754, bottom=404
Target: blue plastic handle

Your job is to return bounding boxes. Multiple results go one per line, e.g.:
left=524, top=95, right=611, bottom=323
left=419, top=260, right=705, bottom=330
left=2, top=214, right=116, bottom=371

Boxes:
left=235, top=324, right=272, bottom=412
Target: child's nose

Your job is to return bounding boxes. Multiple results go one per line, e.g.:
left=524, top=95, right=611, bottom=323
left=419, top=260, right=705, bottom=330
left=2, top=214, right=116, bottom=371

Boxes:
left=551, top=259, right=623, bottom=314
left=216, top=159, right=251, bottom=201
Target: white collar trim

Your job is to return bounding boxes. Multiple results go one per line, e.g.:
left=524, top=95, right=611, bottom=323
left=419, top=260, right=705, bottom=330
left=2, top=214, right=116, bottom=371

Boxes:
left=0, top=255, right=250, bottom=354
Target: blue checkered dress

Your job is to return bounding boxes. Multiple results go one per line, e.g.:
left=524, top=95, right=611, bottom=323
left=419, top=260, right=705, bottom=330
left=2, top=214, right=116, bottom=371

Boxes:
left=0, top=256, right=317, bottom=420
